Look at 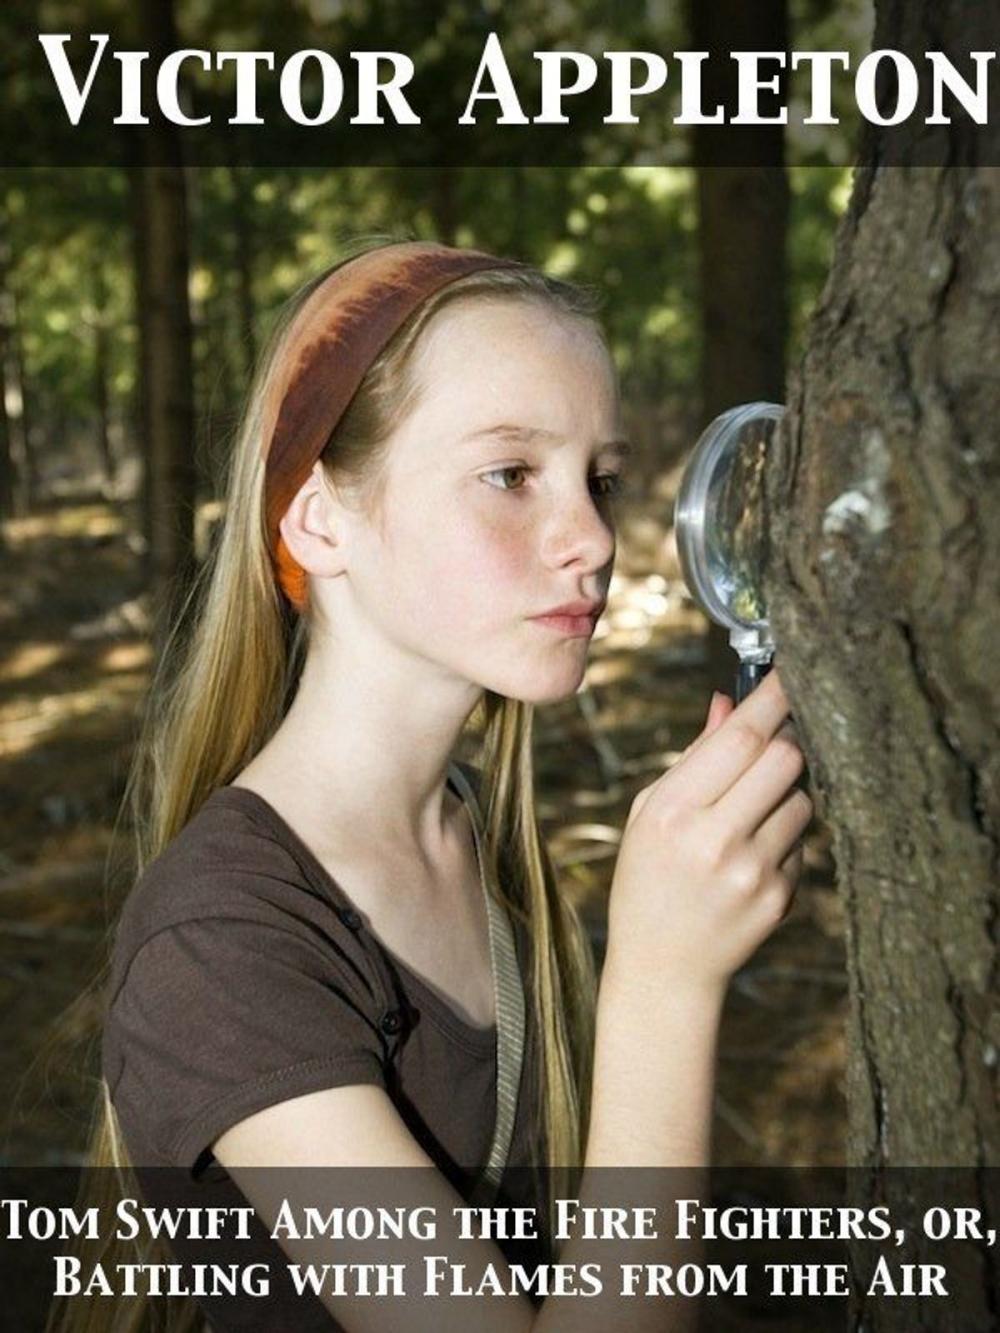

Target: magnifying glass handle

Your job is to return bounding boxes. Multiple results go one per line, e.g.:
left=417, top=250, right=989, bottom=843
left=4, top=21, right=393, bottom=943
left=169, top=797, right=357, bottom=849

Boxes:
left=735, top=660, right=772, bottom=704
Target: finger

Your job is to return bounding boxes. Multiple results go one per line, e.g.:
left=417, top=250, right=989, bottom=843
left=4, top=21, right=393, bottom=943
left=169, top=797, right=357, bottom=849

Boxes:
left=633, top=693, right=733, bottom=819
left=752, top=786, right=814, bottom=866
left=714, top=720, right=804, bottom=836
left=674, top=692, right=734, bottom=766
left=706, top=691, right=734, bottom=733
left=773, top=845, right=803, bottom=925
left=664, top=668, right=792, bottom=808
left=779, top=843, right=804, bottom=883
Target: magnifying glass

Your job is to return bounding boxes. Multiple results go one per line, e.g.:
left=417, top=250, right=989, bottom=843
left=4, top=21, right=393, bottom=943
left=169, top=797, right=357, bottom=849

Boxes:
left=673, top=402, right=784, bottom=704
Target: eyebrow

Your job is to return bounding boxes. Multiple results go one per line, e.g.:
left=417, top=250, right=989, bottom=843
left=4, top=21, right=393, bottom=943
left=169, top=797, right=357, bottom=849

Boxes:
left=459, top=423, right=633, bottom=457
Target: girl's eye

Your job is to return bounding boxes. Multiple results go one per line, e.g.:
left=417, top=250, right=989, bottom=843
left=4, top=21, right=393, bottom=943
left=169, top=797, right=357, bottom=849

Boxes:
left=482, top=466, right=531, bottom=491
left=480, top=468, right=627, bottom=496
left=591, top=472, right=626, bottom=498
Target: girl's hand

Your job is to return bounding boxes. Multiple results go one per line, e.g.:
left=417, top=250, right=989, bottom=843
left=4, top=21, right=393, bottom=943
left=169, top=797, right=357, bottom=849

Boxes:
left=604, top=668, right=812, bottom=999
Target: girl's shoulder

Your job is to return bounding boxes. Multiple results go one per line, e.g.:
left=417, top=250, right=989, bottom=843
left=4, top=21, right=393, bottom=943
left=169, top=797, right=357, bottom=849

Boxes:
left=107, top=784, right=350, bottom=1004
left=107, top=760, right=487, bottom=1005
left=101, top=785, right=394, bottom=1171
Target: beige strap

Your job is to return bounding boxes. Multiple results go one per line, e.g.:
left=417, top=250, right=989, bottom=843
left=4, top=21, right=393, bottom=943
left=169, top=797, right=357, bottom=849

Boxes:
left=447, top=762, right=526, bottom=1200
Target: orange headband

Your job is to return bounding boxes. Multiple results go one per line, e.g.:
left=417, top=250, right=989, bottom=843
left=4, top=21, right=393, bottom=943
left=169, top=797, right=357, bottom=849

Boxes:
left=261, top=240, right=522, bottom=610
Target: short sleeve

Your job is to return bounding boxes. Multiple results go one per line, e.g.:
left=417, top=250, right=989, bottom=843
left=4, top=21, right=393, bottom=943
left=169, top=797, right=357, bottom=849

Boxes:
left=106, top=915, right=387, bottom=1174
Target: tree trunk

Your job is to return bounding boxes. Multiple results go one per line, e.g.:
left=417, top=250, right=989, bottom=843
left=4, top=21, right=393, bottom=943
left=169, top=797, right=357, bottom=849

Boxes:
left=9, top=288, right=35, bottom=506
left=0, top=202, right=31, bottom=517
left=129, top=162, right=153, bottom=566
left=769, top=6, right=1000, bottom=1325
left=228, top=166, right=258, bottom=384
left=0, top=226, right=13, bottom=527
left=131, top=0, right=196, bottom=648
left=687, top=0, right=790, bottom=696
left=135, top=163, right=196, bottom=645
left=695, top=167, right=789, bottom=417
left=92, top=258, right=115, bottom=491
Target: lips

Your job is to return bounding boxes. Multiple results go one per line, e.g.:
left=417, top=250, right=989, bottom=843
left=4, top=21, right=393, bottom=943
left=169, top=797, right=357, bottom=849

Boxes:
left=534, top=599, right=606, bottom=619
left=528, top=599, right=607, bottom=639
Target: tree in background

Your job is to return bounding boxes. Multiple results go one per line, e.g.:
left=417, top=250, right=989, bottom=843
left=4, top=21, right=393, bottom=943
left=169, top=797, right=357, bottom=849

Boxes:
left=687, top=0, right=790, bottom=693
left=0, top=183, right=35, bottom=520
left=132, top=0, right=196, bottom=647
left=688, top=0, right=790, bottom=420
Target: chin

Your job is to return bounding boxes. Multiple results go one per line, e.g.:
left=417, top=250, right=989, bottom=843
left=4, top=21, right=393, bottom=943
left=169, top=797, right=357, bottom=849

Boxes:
left=490, top=662, right=589, bottom=707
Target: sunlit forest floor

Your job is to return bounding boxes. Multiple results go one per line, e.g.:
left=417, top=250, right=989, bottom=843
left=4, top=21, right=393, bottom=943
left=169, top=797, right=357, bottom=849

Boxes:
left=0, top=483, right=845, bottom=1171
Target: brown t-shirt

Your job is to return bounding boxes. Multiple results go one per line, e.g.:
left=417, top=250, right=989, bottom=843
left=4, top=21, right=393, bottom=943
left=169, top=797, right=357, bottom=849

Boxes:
left=101, top=762, right=544, bottom=1329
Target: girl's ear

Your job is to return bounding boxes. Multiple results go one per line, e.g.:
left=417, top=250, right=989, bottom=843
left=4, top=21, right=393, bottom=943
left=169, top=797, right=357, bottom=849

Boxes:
left=277, top=460, right=348, bottom=581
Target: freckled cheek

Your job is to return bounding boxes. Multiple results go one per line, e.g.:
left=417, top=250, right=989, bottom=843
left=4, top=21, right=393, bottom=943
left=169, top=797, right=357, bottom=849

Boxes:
left=468, top=527, right=535, bottom=612
left=406, top=507, right=536, bottom=625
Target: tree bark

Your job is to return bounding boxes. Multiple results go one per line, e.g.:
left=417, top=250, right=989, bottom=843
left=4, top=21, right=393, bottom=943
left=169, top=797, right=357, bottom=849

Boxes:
left=778, top=161, right=1000, bottom=1158
left=769, top=7, right=1000, bottom=1325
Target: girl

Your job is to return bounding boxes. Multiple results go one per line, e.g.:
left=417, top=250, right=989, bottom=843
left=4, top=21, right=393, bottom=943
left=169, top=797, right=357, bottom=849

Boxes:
left=66, top=237, right=808, bottom=1332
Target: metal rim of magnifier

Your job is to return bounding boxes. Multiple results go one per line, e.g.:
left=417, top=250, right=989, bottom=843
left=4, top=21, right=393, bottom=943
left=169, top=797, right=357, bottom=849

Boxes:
left=673, top=401, right=785, bottom=633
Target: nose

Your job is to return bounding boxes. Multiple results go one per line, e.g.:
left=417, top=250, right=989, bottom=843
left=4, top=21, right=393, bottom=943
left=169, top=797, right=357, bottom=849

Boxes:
left=540, top=488, right=616, bottom=577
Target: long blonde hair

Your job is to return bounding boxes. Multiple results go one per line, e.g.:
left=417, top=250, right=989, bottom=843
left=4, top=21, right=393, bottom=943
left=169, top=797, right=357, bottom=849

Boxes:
left=48, top=237, right=605, bottom=1331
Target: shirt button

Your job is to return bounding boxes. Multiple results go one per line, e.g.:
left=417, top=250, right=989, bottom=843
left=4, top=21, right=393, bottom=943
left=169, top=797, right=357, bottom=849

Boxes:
left=380, top=1009, right=404, bottom=1036
left=339, top=907, right=363, bottom=931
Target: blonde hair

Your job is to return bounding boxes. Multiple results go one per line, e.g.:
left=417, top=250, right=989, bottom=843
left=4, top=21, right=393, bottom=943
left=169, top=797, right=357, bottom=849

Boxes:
left=48, top=237, right=606, bottom=1331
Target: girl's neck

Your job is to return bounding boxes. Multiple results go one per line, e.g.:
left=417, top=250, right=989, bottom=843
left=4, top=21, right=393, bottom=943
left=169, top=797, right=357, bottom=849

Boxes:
left=233, top=637, right=482, bottom=865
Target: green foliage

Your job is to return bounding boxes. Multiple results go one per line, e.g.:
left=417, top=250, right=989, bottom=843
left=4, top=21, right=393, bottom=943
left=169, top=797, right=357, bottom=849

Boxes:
left=2, top=0, right=869, bottom=494
left=7, top=156, right=849, bottom=492
left=1, top=170, right=133, bottom=465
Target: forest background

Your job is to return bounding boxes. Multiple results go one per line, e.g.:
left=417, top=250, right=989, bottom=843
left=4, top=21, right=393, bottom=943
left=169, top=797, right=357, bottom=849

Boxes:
left=3, top=0, right=867, bottom=1175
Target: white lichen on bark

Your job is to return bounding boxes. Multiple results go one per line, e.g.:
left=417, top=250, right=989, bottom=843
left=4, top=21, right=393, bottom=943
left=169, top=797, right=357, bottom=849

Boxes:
left=821, top=428, right=893, bottom=537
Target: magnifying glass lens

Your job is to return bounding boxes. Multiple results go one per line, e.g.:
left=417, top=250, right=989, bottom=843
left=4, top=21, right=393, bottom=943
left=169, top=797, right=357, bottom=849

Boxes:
left=708, top=415, right=770, bottom=627
left=674, top=402, right=784, bottom=700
